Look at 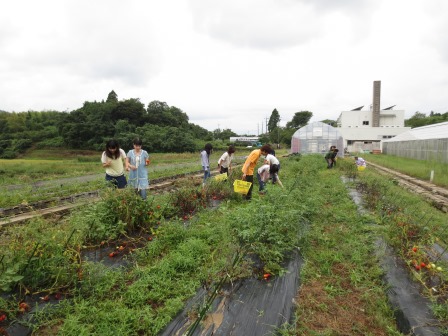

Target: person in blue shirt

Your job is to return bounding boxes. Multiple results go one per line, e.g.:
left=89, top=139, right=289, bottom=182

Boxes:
left=126, top=138, right=150, bottom=200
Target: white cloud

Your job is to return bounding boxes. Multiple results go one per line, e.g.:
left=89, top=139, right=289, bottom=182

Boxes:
left=189, top=0, right=321, bottom=50
left=0, top=0, right=447, bottom=134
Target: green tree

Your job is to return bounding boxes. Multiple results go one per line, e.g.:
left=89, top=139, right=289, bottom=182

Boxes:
left=212, top=128, right=237, bottom=141
left=167, top=106, right=189, bottom=127
left=136, top=124, right=196, bottom=153
left=405, top=111, right=448, bottom=128
left=286, top=111, right=313, bottom=129
left=219, top=128, right=238, bottom=141
left=185, top=123, right=213, bottom=141
left=4, top=112, right=26, bottom=133
left=146, top=101, right=169, bottom=125
left=106, top=90, right=118, bottom=104
left=161, top=127, right=196, bottom=152
left=268, top=109, right=281, bottom=132
left=405, top=111, right=427, bottom=128
left=111, top=98, right=145, bottom=125
left=321, top=119, right=337, bottom=127
left=145, top=101, right=189, bottom=127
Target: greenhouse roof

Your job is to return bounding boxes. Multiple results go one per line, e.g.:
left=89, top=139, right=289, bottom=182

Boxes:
left=383, top=121, right=448, bottom=142
left=292, top=121, right=342, bottom=139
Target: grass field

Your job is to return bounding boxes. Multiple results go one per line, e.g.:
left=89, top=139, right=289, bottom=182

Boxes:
left=0, top=148, right=272, bottom=208
left=1, top=149, right=446, bottom=209
left=362, top=153, right=448, bottom=187
left=0, top=148, right=289, bottom=185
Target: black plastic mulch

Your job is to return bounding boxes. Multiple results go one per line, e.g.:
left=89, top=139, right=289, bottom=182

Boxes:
left=161, top=251, right=303, bottom=336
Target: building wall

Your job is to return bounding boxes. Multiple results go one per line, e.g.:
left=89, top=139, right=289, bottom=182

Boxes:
left=383, top=139, right=448, bottom=163
left=338, top=110, right=373, bottom=127
left=338, top=127, right=411, bottom=152
left=379, top=110, right=405, bottom=126
left=336, top=108, right=410, bottom=153
left=338, top=110, right=405, bottom=128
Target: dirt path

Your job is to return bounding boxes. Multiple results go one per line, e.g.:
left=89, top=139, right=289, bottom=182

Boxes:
left=368, top=161, right=448, bottom=212
left=3, top=161, right=206, bottom=191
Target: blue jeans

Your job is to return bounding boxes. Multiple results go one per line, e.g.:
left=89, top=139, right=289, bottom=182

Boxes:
left=138, top=189, right=147, bottom=200
left=203, top=167, right=211, bottom=183
left=256, top=172, right=265, bottom=191
left=105, top=174, right=127, bottom=189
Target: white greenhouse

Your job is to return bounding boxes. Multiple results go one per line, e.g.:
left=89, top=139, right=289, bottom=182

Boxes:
left=382, top=121, right=448, bottom=163
left=290, top=121, right=344, bottom=157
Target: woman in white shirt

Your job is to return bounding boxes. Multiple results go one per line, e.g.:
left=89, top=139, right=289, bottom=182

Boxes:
left=257, top=164, right=270, bottom=193
left=218, top=145, right=236, bottom=175
left=101, top=139, right=127, bottom=189
left=264, top=153, right=280, bottom=184
left=200, top=143, right=213, bottom=184
left=354, top=156, right=367, bottom=167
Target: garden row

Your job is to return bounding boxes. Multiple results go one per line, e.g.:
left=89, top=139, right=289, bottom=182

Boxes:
left=0, top=154, right=447, bottom=335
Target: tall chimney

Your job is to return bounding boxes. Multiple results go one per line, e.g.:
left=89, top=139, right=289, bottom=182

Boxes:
left=372, top=81, right=381, bottom=127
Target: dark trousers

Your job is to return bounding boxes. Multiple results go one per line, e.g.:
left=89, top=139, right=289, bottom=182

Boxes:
left=105, top=174, right=127, bottom=189
left=256, top=172, right=265, bottom=191
left=245, top=175, right=254, bottom=200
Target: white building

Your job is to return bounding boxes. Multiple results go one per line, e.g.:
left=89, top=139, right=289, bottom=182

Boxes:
left=229, top=137, right=259, bottom=143
left=336, top=81, right=411, bottom=153
left=382, top=121, right=448, bottom=163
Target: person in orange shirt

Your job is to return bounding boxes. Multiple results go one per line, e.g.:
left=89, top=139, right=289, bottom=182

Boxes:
left=241, top=144, right=272, bottom=200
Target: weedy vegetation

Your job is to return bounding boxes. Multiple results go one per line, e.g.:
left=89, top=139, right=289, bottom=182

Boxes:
left=0, top=152, right=447, bottom=335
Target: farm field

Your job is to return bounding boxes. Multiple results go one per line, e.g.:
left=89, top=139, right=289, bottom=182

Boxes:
left=362, top=153, right=448, bottom=188
left=0, top=152, right=447, bottom=335
left=0, top=149, right=258, bottom=209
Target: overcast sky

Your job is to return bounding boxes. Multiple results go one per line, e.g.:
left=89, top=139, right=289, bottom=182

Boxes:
left=1, top=0, right=447, bottom=135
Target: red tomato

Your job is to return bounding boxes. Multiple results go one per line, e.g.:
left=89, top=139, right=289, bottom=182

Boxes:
left=19, top=302, right=30, bottom=312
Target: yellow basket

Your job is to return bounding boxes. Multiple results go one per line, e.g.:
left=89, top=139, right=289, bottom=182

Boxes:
left=233, top=180, right=252, bottom=194
left=214, top=173, right=228, bottom=182
left=357, top=166, right=366, bottom=171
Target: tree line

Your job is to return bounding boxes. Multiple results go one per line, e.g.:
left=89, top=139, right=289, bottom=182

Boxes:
left=404, top=111, right=448, bottom=128
left=2, top=89, right=444, bottom=159
left=0, top=91, right=238, bottom=158
left=0, top=90, right=317, bottom=159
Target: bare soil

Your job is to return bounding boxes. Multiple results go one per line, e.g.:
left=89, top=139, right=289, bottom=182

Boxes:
left=296, top=263, right=389, bottom=336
